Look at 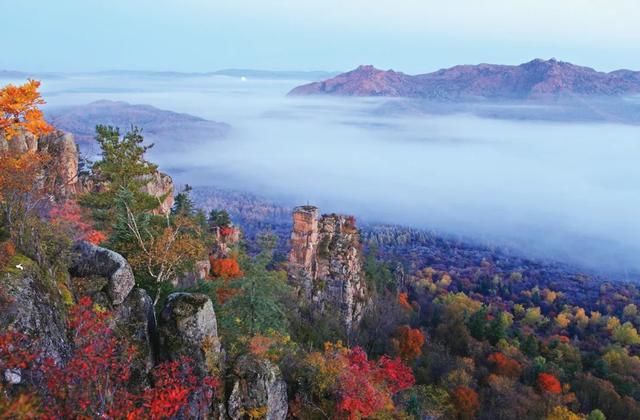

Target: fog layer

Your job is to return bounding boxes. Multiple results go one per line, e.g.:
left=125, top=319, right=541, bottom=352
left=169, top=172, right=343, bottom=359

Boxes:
left=5, top=74, right=639, bottom=277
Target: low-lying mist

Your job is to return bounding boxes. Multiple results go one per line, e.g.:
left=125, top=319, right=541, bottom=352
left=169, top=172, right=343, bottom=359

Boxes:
left=7, top=73, right=639, bottom=278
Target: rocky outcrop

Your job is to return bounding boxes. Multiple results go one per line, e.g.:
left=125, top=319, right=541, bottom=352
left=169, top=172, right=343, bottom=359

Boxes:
left=228, top=355, right=288, bottom=420
left=157, top=293, right=222, bottom=377
left=0, top=258, right=70, bottom=365
left=69, top=241, right=135, bottom=305
left=174, top=259, right=211, bottom=289
left=140, top=171, right=174, bottom=215
left=77, top=169, right=175, bottom=216
left=67, top=242, right=156, bottom=382
left=288, top=206, right=367, bottom=331
left=0, top=129, right=79, bottom=198
left=289, top=59, right=640, bottom=99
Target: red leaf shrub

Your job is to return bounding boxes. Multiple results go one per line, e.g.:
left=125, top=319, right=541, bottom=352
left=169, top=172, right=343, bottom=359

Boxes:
left=537, top=372, right=562, bottom=394
left=49, top=200, right=106, bottom=245
left=0, top=297, right=218, bottom=418
left=487, top=352, right=522, bottom=378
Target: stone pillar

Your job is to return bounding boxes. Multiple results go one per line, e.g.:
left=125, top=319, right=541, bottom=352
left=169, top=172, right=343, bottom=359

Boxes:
left=288, top=206, right=320, bottom=290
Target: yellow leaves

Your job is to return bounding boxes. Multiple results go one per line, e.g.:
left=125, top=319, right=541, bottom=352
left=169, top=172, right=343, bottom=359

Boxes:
left=545, top=406, right=582, bottom=420
left=0, top=80, right=53, bottom=139
left=244, top=406, right=268, bottom=420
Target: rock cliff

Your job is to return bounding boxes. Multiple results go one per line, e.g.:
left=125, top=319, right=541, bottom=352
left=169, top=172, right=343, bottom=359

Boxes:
left=288, top=206, right=367, bottom=331
left=1, top=128, right=174, bottom=213
left=0, top=129, right=79, bottom=198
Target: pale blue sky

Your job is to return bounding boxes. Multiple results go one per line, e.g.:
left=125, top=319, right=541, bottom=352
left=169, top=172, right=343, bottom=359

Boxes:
left=2, top=0, right=639, bottom=73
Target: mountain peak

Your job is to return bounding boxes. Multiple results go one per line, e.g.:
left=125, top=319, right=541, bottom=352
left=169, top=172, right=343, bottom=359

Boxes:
left=289, top=59, right=640, bottom=99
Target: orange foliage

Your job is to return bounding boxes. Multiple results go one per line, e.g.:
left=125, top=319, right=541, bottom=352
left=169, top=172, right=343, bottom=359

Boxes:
left=487, top=352, right=521, bottom=378
left=0, top=241, right=16, bottom=268
left=537, top=372, right=562, bottom=394
left=215, top=288, right=238, bottom=305
left=398, top=292, right=412, bottom=311
left=0, top=151, right=48, bottom=201
left=210, top=257, right=243, bottom=279
left=0, top=80, right=53, bottom=139
left=248, top=334, right=276, bottom=357
left=209, top=256, right=243, bottom=304
left=451, top=386, right=480, bottom=419
left=395, top=326, right=425, bottom=361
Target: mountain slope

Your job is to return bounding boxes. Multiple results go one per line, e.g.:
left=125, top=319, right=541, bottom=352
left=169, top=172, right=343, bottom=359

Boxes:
left=47, top=100, right=230, bottom=150
left=289, top=59, right=640, bottom=99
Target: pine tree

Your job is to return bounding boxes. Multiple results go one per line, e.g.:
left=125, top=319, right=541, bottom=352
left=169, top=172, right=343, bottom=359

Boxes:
left=80, top=125, right=159, bottom=230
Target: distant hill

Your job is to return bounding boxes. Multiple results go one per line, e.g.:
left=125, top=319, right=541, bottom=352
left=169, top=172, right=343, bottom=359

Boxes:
left=0, top=70, right=64, bottom=80
left=289, top=59, right=640, bottom=99
left=47, top=100, right=230, bottom=152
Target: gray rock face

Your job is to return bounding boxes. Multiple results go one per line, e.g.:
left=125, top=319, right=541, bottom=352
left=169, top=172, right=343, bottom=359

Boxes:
left=228, top=355, right=288, bottom=420
left=70, top=241, right=135, bottom=305
left=158, top=293, right=221, bottom=377
left=0, top=260, right=70, bottom=364
left=114, top=288, right=157, bottom=382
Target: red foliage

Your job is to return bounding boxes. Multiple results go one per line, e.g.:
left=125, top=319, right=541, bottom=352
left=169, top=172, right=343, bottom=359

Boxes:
left=209, top=256, right=243, bottom=279
left=395, top=326, right=425, bottom=361
left=451, top=386, right=480, bottom=419
left=219, top=226, right=237, bottom=237
left=336, top=347, right=414, bottom=419
left=487, top=352, right=522, bottom=378
left=40, top=296, right=136, bottom=417
left=131, top=357, right=219, bottom=419
left=537, top=372, right=562, bottom=394
left=49, top=200, right=106, bottom=245
left=0, top=297, right=218, bottom=418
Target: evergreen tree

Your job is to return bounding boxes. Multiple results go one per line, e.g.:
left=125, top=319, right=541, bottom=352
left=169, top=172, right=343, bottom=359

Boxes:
left=172, top=185, right=194, bottom=217
left=468, top=307, right=488, bottom=341
left=80, top=125, right=159, bottom=229
left=208, top=209, right=231, bottom=227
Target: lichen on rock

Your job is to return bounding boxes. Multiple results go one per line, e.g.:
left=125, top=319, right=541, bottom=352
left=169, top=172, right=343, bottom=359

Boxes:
left=227, top=354, right=288, bottom=420
left=157, top=292, right=222, bottom=377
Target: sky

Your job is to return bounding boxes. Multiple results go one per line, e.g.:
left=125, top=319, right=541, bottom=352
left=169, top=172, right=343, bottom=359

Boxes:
left=2, top=0, right=640, bottom=73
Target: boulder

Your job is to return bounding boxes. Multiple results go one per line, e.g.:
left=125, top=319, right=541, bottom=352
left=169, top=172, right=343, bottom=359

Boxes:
left=157, top=293, right=221, bottom=377
left=114, top=288, right=157, bottom=383
left=228, top=354, right=288, bottom=420
left=69, top=241, right=135, bottom=305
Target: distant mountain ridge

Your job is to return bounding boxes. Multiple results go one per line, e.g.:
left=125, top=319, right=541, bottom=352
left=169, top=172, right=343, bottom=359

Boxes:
left=289, top=59, right=640, bottom=99
left=47, top=100, right=230, bottom=152
left=1, top=69, right=338, bottom=82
